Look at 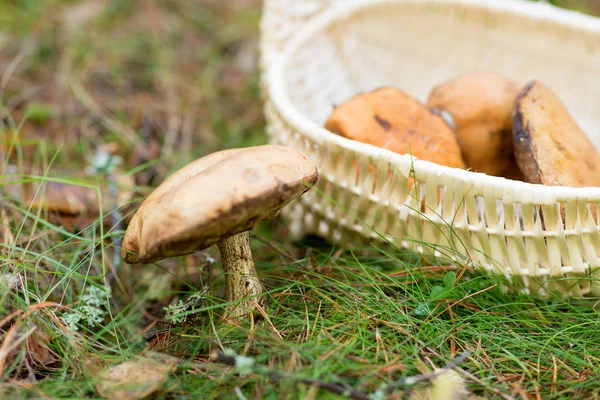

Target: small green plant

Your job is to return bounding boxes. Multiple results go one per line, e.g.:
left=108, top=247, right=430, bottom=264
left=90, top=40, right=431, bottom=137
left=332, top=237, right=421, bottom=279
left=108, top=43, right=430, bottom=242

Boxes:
left=429, top=271, right=457, bottom=301
left=61, top=285, right=112, bottom=331
left=163, top=288, right=209, bottom=324
left=415, top=271, right=457, bottom=316
left=22, top=101, right=55, bottom=124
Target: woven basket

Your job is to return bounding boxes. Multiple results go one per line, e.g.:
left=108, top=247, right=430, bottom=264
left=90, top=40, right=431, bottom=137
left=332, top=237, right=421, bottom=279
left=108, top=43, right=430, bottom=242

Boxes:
left=258, top=0, right=600, bottom=297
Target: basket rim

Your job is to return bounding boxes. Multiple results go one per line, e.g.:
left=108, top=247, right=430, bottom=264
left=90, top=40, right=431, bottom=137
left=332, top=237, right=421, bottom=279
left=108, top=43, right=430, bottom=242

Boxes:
left=264, top=0, right=600, bottom=202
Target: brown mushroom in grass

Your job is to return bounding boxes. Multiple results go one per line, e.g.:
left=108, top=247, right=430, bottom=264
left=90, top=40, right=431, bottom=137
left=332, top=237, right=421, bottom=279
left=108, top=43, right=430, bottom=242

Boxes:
left=427, top=72, right=522, bottom=178
left=512, top=81, right=600, bottom=188
left=121, top=145, right=319, bottom=318
left=121, top=147, right=246, bottom=264
left=0, top=164, right=134, bottom=219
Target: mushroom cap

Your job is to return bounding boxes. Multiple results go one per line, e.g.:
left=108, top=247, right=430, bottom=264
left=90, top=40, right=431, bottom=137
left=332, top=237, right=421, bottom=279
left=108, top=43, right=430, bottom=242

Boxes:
left=512, top=81, right=600, bottom=187
left=325, top=87, right=467, bottom=169
left=427, top=72, right=520, bottom=177
left=121, top=148, right=246, bottom=263
left=0, top=164, right=134, bottom=215
left=121, top=145, right=318, bottom=264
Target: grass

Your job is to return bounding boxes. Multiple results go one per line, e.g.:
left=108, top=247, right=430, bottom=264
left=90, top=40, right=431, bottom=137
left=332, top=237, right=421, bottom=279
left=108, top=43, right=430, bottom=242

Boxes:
left=1, top=0, right=600, bottom=399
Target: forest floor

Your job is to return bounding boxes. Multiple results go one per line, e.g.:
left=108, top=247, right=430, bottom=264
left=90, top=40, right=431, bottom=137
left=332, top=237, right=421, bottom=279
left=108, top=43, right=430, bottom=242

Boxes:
left=1, top=1, right=600, bottom=399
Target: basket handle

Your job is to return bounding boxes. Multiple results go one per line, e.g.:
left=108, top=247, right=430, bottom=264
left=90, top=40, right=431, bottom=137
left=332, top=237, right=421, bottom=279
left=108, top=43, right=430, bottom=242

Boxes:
left=260, top=0, right=339, bottom=69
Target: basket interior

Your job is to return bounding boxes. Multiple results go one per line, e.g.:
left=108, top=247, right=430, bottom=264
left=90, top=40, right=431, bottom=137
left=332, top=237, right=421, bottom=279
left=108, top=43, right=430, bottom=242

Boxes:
left=281, top=1, right=600, bottom=151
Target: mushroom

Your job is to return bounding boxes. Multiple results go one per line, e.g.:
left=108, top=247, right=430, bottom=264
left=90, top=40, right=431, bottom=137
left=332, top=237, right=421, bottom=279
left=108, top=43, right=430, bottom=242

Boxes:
left=427, top=72, right=522, bottom=179
left=0, top=164, right=134, bottom=216
left=512, top=80, right=600, bottom=188
left=121, top=145, right=319, bottom=317
left=325, top=87, right=467, bottom=169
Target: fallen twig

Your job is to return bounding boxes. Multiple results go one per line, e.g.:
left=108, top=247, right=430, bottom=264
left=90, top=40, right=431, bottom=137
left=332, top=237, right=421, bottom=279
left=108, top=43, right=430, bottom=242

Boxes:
left=210, top=349, right=470, bottom=400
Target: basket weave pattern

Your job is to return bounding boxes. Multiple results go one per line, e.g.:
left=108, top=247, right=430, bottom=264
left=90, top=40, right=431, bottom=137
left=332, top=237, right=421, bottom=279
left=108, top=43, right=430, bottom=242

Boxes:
left=259, top=0, right=600, bottom=297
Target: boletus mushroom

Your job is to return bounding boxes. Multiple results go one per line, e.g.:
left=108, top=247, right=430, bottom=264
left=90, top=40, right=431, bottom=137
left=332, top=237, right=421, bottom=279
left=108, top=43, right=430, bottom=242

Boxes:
left=427, top=72, right=522, bottom=179
left=121, top=145, right=319, bottom=318
left=0, top=164, right=134, bottom=220
left=512, top=81, right=600, bottom=188
left=325, top=87, right=467, bottom=169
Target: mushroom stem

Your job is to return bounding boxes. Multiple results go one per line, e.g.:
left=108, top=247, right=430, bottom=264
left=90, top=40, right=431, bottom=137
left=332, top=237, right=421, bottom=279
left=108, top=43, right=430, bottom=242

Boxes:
left=217, top=231, right=265, bottom=317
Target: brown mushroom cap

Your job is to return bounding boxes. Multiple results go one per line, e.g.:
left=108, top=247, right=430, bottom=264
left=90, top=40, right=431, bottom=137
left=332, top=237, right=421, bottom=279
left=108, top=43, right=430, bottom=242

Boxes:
left=28, top=181, right=104, bottom=214
left=512, top=81, right=600, bottom=188
left=121, top=148, right=246, bottom=263
left=427, top=72, right=521, bottom=177
left=0, top=164, right=134, bottom=215
left=122, top=145, right=318, bottom=264
left=324, top=87, right=467, bottom=169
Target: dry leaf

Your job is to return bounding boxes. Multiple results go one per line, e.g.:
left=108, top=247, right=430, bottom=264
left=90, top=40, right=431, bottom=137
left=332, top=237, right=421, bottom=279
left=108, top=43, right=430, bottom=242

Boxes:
left=1, top=323, right=59, bottom=379
left=95, top=359, right=174, bottom=400
left=25, top=330, right=59, bottom=370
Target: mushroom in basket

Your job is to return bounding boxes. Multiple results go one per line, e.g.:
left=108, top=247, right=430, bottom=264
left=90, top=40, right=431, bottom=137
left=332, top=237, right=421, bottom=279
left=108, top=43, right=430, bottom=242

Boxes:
left=427, top=72, right=523, bottom=180
left=512, top=81, right=600, bottom=188
left=325, top=87, right=467, bottom=170
left=121, top=145, right=319, bottom=319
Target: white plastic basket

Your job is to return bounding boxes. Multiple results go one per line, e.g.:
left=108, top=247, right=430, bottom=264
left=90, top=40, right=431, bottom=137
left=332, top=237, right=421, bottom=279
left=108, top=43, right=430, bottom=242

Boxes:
left=258, top=0, right=600, bottom=297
